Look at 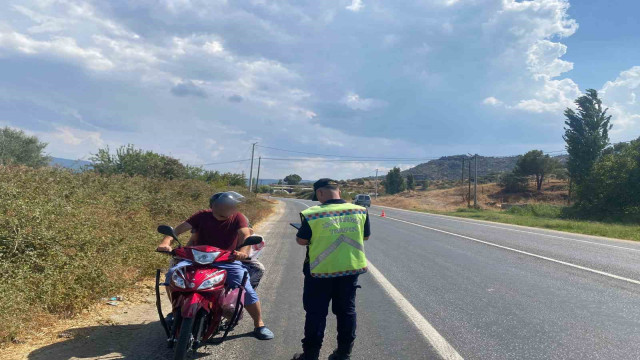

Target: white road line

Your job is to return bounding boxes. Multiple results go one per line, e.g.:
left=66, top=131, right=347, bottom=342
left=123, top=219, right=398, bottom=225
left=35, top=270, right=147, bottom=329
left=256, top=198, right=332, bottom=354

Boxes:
left=383, top=215, right=640, bottom=286
left=367, top=263, right=464, bottom=360
left=293, top=200, right=313, bottom=208
left=287, top=199, right=463, bottom=360
left=373, top=205, right=640, bottom=252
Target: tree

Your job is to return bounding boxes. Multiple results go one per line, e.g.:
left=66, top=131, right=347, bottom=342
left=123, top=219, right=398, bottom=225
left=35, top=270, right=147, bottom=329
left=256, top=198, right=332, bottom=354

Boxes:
left=0, top=127, right=50, bottom=167
left=563, top=89, right=612, bottom=201
left=406, top=173, right=415, bottom=190
left=499, top=172, right=529, bottom=193
left=283, top=174, right=302, bottom=185
left=91, top=144, right=190, bottom=179
left=384, top=167, right=406, bottom=195
left=421, top=179, right=429, bottom=191
left=198, top=170, right=246, bottom=186
left=514, top=150, right=560, bottom=191
left=551, top=167, right=569, bottom=181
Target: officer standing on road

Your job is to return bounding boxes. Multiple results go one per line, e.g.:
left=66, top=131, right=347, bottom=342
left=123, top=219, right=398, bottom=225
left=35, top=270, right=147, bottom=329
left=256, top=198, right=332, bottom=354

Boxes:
left=292, top=179, right=371, bottom=360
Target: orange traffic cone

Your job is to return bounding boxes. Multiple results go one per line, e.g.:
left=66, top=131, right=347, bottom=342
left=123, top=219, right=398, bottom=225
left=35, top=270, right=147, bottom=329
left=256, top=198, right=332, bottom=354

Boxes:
left=381, top=210, right=386, bottom=217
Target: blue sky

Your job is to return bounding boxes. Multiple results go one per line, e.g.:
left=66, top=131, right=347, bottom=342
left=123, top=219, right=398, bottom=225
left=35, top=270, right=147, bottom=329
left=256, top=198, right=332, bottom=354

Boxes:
left=1, top=0, right=639, bottom=179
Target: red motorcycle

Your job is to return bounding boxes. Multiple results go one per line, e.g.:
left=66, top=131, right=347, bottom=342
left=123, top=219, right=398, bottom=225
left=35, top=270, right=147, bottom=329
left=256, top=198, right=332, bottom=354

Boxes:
left=155, top=225, right=263, bottom=360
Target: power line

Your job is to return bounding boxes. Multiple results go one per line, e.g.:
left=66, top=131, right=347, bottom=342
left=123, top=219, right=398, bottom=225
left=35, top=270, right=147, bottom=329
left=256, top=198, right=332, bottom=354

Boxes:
left=196, top=137, right=636, bottom=167
left=198, top=158, right=252, bottom=166
left=256, top=144, right=439, bottom=160
left=260, top=157, right=440, bottom=163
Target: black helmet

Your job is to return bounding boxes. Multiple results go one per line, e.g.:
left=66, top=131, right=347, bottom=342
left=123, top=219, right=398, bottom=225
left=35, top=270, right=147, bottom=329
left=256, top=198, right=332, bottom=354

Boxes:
left=209, top=191, right=245, bottom=208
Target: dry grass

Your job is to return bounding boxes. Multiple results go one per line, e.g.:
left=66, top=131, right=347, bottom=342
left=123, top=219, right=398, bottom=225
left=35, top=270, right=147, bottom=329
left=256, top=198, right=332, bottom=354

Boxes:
left=373, top=180, right=569, bottom=211
left=372, top=179, right=640, bottom=241
left=0, top=166, right=273, bottom=346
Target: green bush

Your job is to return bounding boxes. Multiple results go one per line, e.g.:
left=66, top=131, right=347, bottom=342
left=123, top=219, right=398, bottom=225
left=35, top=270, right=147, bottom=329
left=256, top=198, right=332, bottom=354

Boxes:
left=0, top=127, right=50, bottom=167
left=257, top=185, right=272, bottom=193
left=0, top=166, right=271, bottom=343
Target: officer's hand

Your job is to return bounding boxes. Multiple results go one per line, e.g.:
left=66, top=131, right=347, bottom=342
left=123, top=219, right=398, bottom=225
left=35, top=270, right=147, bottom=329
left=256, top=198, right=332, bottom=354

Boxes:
left=233, top=250, right=248, bottom=260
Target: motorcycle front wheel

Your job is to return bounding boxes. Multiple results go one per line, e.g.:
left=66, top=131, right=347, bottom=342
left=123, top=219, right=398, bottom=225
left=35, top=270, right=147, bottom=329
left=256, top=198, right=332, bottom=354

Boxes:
left=173, top=316, right=194, bottom=360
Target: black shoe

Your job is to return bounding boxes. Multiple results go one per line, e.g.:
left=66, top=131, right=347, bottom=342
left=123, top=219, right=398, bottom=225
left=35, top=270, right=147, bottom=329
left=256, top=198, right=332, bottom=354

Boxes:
left=292, top=352, right=319, bottom=360
left=328, top=350, right=351, bottom=360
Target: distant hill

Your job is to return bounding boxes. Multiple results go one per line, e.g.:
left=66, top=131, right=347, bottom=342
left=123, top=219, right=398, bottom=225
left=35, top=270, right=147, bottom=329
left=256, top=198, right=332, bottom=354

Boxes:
left=402, top=154, right=567, bottom=181
left=49, top=157, right=92, bottom=170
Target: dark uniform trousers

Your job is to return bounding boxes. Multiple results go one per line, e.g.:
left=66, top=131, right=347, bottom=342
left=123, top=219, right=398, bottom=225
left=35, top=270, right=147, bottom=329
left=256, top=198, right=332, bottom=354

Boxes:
left=302, top=263, right=360, bottom=354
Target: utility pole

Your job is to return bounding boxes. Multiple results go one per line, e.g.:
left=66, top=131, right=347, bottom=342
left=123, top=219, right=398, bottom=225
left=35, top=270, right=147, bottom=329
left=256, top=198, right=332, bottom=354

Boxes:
left=460, top=158, right=465, bottom=201
left=375, top=169, right=379, bottom=199
left=468, top=158, right=471, bottom=208
left=248, top=142, right=257, bottom=192
left=474, top=154, right=478, bottom=208
left=255, top=156, right=261, bottom=192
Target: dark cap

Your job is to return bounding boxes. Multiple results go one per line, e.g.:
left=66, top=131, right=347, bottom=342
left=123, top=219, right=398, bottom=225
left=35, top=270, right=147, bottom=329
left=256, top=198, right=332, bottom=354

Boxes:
left=312, top=178, right=339, bottom=201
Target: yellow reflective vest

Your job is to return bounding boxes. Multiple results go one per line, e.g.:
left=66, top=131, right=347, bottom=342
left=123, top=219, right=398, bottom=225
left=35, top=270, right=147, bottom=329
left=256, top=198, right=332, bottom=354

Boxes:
left=301, top=202, right=368, bottom=278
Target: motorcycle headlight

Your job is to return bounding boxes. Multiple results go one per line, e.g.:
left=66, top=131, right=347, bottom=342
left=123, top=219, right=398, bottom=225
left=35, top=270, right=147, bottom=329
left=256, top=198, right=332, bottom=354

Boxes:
left=171, top=270, right=186, bottom=289
left=197, top=271, right=225, bottom=290
left=191, top=249, right=221, bottom=264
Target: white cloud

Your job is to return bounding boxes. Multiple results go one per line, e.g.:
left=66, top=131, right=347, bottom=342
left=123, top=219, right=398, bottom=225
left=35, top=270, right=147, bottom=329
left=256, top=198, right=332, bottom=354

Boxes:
left=483, top=0, right=581, bottom=114
left=53, top=126, right=104, bottom=147
left=514, top=78, right=581, bottom=113
left=203, top=40, right=224, bottom=54
left=12, top=5, right=70, bottom=34
left=600, top=66, right=640, bottom=136
left=0, top=28, right=114, bottom=70
left=483, top=96, right=503, bottom=106
left=342, top=92, right=386, bottom=111
left=2, top=0, right=638, bottom=180
left=495, top=0, right=578, bottom=41
left=346, top=0, right=364, bottom=12
left=526, top=40, right=573, bottom=80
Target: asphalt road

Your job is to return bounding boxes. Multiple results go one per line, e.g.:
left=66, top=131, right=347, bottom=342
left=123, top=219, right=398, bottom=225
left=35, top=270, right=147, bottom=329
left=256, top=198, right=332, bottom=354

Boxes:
left=28, top=198, right=640, bottom=359
left=274, top=199, right=640, bottom=360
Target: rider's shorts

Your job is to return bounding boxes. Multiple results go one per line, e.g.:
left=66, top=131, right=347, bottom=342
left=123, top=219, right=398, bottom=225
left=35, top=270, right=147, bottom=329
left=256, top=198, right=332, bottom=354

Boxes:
left=164, top=260, right=259, bottom=305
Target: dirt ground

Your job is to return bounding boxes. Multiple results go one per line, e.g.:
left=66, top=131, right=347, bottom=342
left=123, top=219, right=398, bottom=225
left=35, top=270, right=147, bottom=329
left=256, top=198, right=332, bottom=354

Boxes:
left=373, top=180, right=569, bottom=212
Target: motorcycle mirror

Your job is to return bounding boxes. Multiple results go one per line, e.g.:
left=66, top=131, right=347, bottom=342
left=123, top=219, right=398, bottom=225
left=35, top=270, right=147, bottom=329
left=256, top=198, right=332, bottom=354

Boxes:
left=157, top=225, right=177, bottom=238
left=242, top=235, right=263, bottom=247
left=157, top=225, right=183, bottom=248
left=289, top=222, right=301, bottom=230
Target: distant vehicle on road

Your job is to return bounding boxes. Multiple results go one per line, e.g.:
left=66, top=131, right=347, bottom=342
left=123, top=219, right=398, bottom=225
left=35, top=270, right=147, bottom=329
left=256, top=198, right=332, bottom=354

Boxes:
left=353, top=194, right=371, bottom=207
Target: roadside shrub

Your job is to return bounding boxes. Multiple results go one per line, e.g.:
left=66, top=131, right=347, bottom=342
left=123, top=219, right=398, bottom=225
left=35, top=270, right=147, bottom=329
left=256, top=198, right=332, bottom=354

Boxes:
left=0, top=166, right=271, bottom=343
left=257, top=185, right=272, bottom=193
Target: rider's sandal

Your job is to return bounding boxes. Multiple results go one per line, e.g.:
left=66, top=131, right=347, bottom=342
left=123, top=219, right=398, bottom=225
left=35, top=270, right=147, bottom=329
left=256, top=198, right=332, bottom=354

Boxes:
left=253, top=326, right=274, bottom=340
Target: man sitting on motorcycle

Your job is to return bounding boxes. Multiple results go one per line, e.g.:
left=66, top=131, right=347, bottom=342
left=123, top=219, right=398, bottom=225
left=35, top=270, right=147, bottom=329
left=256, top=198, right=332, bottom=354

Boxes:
left=156, top=191, right=274, bottom=340
left=188, top=213, right=265, bottom=290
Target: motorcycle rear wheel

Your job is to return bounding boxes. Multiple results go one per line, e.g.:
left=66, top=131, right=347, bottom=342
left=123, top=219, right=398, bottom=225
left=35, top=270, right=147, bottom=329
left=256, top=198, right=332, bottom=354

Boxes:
left=173, top=316, right=194, bottom=360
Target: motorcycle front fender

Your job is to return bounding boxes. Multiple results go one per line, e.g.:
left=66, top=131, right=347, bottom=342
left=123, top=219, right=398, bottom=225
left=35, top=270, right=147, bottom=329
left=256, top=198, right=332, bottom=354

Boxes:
left=180, top=292, right=209, bottom=319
